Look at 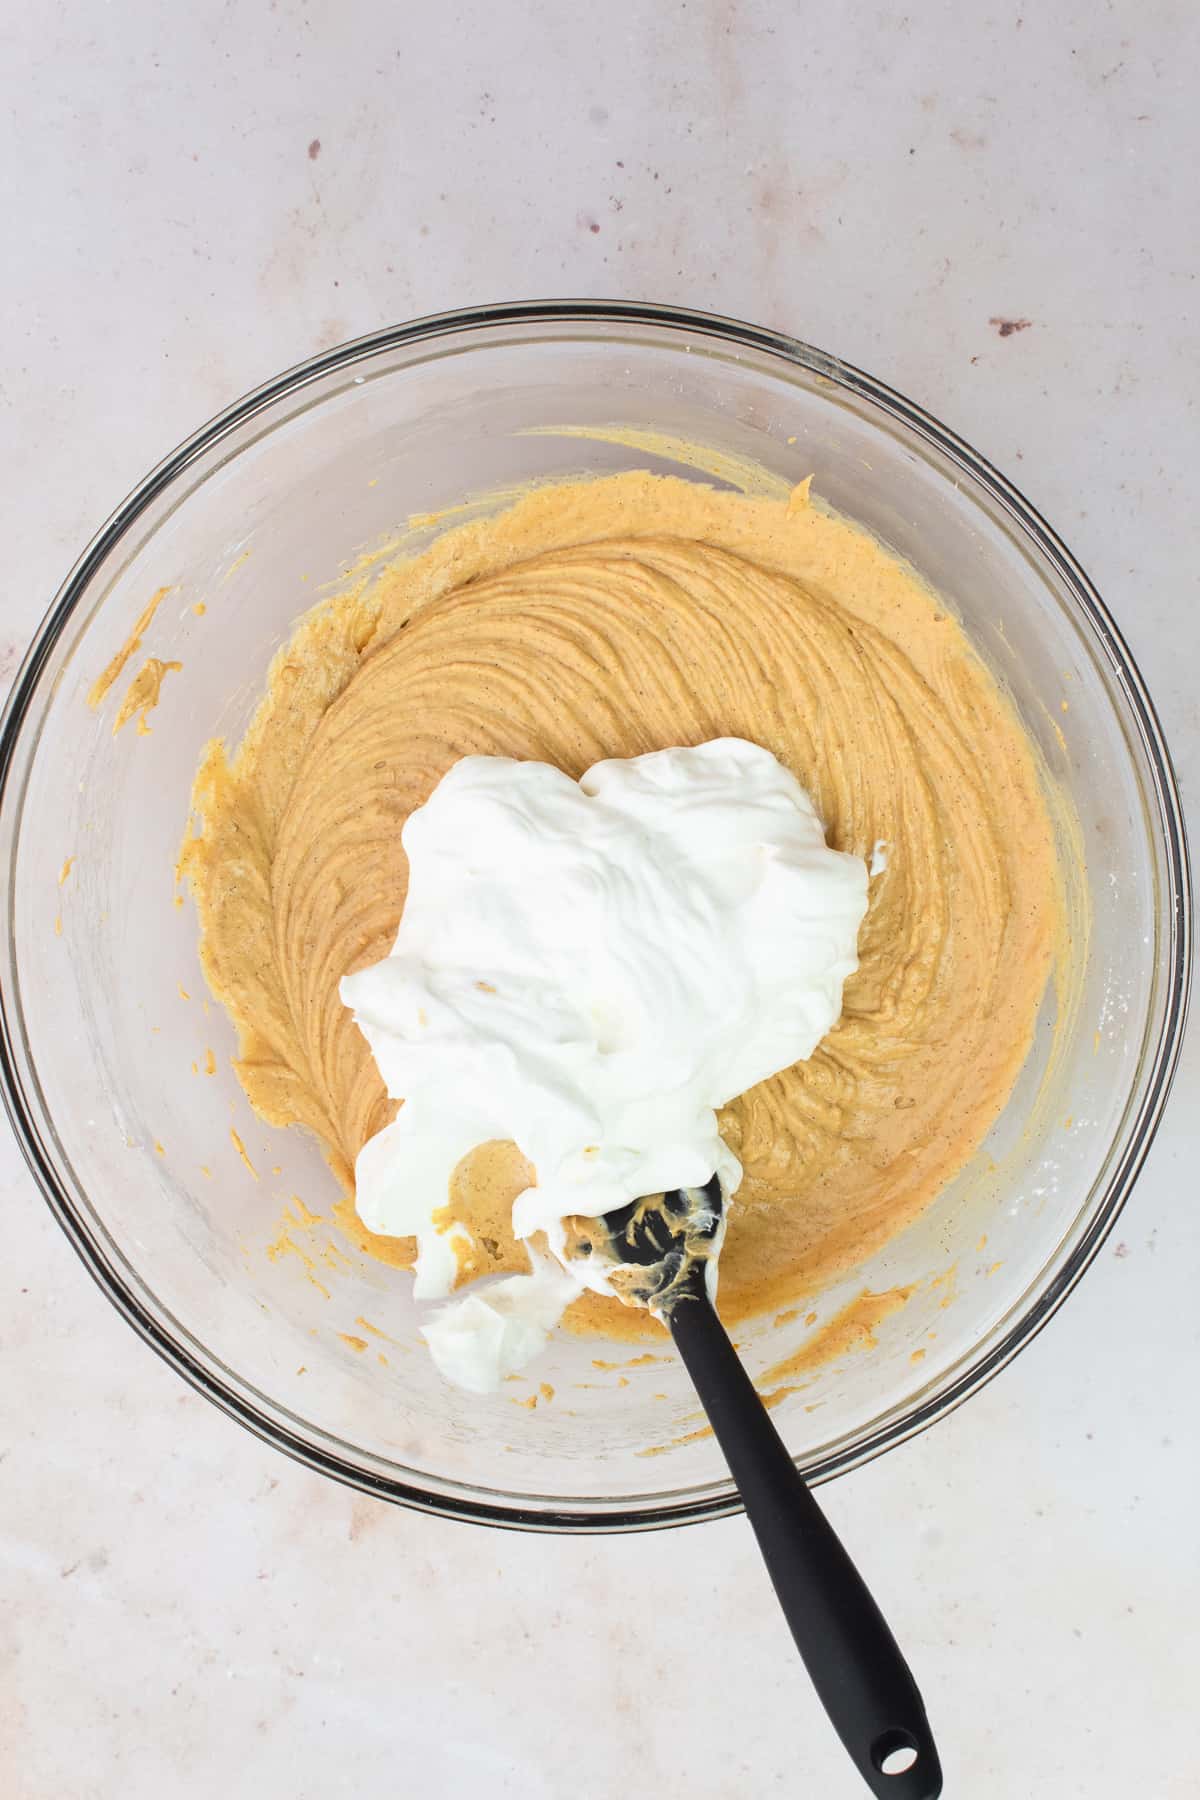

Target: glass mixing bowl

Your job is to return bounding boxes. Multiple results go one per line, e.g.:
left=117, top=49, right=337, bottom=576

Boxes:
left=0, top=302, right=1189, bottom=1530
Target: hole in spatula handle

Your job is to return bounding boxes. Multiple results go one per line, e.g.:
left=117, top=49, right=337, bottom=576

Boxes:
left=873, top=1729, right=920, bottom=1776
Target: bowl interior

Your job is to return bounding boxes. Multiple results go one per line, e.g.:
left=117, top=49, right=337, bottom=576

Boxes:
left=0, top=311, right=1183, bottom=1525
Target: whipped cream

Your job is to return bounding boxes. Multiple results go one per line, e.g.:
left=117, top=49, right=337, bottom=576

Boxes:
left=340, top=739, right=869, bottom=1391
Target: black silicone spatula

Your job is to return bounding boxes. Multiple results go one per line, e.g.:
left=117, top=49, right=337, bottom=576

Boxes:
left=600, top=1177, right=943, bottom=1800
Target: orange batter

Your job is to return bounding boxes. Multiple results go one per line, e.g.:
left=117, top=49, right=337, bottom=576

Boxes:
left=179, top=471, right=1060, bottom=1332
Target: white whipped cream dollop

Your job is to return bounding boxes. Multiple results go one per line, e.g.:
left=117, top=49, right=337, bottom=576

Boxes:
left=340, top=739, right=869, bottom=1392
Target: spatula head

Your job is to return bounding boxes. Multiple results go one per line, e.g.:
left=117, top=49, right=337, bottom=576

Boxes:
left=597, top=1173, right=724, bottom=1314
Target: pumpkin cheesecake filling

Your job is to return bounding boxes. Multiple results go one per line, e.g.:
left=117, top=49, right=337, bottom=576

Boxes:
left=180, top=470, right=1060, bottom=1340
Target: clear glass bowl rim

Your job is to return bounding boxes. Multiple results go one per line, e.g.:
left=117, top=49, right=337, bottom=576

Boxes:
left=0, top=298, right=1191, bottom=1533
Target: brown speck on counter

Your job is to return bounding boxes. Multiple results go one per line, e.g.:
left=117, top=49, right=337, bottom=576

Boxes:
left=989, top=316, right=1033, bottom=338
left=308, top=137, right=321, bottom=160
left=1114, top=1241, right=1130, bottom=1259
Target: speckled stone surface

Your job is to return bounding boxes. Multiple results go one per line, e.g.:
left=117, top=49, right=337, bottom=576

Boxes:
left=1, top=3, right=1196, bottom=1795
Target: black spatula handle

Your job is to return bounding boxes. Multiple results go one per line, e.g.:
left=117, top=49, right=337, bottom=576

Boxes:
left=669, top=1291, right=943, bottom=1799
